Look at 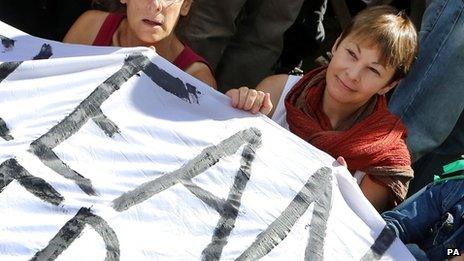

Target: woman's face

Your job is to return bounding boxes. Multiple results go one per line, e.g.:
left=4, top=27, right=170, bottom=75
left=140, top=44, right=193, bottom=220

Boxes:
left=123, top=0, right=191, bottom=44
left=325, top=36, right=398, bottom=109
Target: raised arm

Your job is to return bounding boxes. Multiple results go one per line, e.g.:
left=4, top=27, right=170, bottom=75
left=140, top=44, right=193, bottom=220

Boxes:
left=185, top=62, right=217, bottom=89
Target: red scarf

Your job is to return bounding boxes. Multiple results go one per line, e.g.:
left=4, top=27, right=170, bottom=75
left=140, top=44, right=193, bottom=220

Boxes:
left=284, top=67, right=412, bottom=174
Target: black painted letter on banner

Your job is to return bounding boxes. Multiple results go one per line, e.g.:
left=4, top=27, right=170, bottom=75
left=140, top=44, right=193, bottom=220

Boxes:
left=237, top=167, right=333, bottom=261
left=112, top=128, right=262, bottom=260
left=0, top=35, right=15, bottom=50
left=31, top=207, right=120, bottom=261
left=32, top=43, right=53, bottom=60
left=0, top=117, right=13, bottom=141
left=0, top=158, right=64, bottom=206
left=361, top=225, right=396, bottom=260
left=28, top=54, right=151, bottom=195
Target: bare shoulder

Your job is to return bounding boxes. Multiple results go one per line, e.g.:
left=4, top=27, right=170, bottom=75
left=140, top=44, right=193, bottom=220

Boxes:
left=256, top=74, right=289, bottom=116
left=185, top=62, right=217, bottom=89
left=63, top=10, right=109, bottom=44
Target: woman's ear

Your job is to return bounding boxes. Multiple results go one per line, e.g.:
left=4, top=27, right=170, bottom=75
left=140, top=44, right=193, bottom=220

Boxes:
left=180, top=0, right=193, bottom=16
left=378, top=79, right=400, bottom=95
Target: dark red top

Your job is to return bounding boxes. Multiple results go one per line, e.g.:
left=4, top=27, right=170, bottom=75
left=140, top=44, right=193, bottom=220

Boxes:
left=92, top=13, right=124, bottom=46
left=92, top=13, right=212, bottom=72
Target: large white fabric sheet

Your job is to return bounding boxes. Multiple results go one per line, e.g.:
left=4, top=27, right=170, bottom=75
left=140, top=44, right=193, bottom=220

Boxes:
left=0, top=21, right=413, bottom=260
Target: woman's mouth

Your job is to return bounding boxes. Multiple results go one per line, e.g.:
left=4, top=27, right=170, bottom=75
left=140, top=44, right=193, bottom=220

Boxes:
left=336, top=76, right=355, bottom=92
left=142, top=19, right=162, bottom=27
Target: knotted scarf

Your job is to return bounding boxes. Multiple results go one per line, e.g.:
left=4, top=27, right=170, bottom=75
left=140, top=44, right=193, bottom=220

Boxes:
left=285, top=66, right=413, bottom=206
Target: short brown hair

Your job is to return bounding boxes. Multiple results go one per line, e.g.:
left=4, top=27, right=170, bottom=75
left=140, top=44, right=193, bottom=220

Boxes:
left=337, top=5, right=418, bottom=80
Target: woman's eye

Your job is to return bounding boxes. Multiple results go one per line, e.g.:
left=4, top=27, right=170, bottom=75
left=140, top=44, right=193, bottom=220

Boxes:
left=346, top=49, right=356, bottom=59
left=369, top=67, right=380, bottom=76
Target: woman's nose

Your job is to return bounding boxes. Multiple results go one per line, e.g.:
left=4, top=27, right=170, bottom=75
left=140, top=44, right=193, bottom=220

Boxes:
left=346, top=64, right=361, bottom=81
left=149, top=0, right=163, bottom=13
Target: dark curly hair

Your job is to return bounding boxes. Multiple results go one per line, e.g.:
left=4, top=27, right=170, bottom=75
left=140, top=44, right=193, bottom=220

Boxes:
left=92, top=0, right=126, bottom=13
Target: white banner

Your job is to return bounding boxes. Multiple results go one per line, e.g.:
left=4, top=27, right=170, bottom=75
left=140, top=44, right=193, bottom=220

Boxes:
left=0, top=21, right=413, bottom=260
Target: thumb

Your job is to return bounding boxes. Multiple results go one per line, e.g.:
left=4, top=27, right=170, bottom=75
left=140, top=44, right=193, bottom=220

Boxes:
left=260, top=93, right=273, bottom=115
left=336, top=156, right=348, bottom=168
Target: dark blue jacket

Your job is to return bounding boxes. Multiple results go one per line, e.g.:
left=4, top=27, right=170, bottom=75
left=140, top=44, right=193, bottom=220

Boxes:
left=382, top=179, right=464, bottom=260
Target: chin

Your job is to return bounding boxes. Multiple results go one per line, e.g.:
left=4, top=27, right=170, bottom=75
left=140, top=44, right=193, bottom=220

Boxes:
left=326, top=82, right=351, bottom=105
left=148, top=34, right=166, bottom=43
